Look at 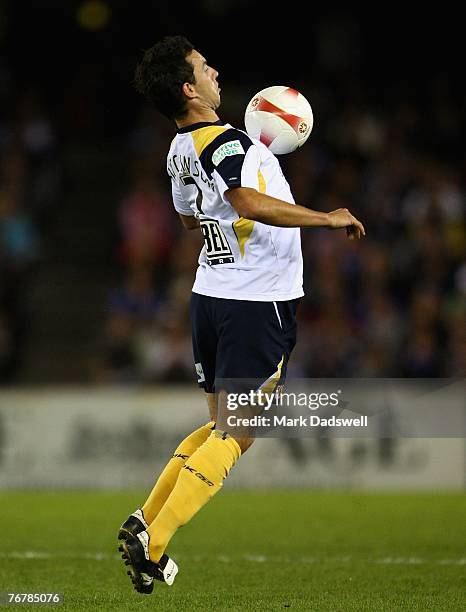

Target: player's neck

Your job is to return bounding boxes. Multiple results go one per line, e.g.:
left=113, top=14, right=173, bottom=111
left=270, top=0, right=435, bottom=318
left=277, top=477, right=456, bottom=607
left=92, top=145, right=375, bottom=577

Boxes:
left=175, top=109, right=220, bottom=130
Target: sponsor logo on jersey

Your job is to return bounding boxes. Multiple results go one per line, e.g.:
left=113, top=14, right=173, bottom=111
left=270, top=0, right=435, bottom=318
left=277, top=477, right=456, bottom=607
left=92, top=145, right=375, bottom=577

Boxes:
left=212, top=140, right=245, bottom=166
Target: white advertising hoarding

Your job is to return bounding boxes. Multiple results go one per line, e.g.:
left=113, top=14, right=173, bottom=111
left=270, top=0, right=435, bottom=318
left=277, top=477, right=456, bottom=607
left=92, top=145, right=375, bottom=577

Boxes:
left=0, top=387, right=464, bottom=490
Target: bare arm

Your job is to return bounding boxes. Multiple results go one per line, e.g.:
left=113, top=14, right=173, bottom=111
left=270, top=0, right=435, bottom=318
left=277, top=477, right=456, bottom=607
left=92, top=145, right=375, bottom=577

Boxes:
left=179, top=214, right=200, bottom=230
left=225, top=187, right=365, bottom=239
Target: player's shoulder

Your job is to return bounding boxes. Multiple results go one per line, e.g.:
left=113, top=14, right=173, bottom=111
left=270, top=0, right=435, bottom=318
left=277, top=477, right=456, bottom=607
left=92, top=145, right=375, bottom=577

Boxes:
left=197, top=125, right=254, bottom=172
left=196, top=124, right=251, bottom=157
left=212, top=124, right=253, bottom=145
left=218, top=127, right=276, bottom=162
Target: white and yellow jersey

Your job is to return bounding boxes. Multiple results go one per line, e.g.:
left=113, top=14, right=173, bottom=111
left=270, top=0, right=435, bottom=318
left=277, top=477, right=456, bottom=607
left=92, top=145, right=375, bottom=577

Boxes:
left=167, top=120, right=303, bottom=301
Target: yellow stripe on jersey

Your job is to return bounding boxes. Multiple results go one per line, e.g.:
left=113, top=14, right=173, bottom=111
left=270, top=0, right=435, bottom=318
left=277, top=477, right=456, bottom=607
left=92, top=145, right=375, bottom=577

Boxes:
left=231, top=170, right=264, bottom=257
left=258, top=169, right=266, bottom=193
left=232, top=217, right=255, bottom=257
left=193, top=131, right=263, bottom=258
left=190, top=125, right=229, bottom=157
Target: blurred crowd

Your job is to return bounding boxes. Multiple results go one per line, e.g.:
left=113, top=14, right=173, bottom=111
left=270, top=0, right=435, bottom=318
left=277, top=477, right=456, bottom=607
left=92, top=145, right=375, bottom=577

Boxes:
left=0, top=85, right=61, bottom=382
left=96, top=150, right=199, bottom=383
left=0, top=13, right=464, bottom=385
left=97, top=93, right=465, bottom=383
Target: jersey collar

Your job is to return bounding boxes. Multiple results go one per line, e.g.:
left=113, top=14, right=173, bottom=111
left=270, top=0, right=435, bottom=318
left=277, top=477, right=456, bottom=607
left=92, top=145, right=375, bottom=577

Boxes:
left=176, top=119, right=225, bottom=134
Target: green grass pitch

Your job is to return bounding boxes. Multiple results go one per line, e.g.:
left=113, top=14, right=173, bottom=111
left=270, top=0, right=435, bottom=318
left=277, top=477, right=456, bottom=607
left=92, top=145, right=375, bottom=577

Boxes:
left=1, top=491, right=465, bottom=611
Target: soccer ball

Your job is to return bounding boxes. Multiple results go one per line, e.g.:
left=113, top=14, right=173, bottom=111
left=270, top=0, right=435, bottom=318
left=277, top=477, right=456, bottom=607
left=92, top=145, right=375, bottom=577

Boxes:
left=244, top=86, right=313, bottom=155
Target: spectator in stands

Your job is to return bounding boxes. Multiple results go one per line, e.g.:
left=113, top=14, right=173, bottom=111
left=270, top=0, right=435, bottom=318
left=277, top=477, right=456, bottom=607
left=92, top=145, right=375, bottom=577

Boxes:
left=0, top=187, right=38, bottom=380
left=117, top=159, right=174, bottom=278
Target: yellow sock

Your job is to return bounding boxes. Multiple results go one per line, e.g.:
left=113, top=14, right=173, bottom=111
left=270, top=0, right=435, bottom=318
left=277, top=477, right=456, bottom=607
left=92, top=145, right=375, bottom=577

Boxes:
left=141, top=421, right=215, bottom=524
left=147, top=430, right=241, bottom=561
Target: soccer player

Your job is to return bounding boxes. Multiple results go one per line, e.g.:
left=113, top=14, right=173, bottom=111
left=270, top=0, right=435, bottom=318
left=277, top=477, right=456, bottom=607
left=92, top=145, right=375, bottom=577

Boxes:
left=118, top=35, right=365, bottom=594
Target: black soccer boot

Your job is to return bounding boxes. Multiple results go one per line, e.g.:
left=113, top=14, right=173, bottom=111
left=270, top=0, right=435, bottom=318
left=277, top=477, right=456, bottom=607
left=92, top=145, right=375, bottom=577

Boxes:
left=118, top=509, right=148, bottom=541
left=118, top=531, right=178, bottom=594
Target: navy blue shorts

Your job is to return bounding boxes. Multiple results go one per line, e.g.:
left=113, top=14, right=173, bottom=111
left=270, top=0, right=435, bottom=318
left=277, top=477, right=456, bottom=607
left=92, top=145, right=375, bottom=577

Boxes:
left=190, top=292, right=300, bottom=394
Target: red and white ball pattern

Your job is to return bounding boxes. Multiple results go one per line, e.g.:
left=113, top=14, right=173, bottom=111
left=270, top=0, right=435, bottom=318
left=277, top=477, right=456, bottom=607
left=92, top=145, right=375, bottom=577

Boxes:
left=244, top=86, right=313, bottom=155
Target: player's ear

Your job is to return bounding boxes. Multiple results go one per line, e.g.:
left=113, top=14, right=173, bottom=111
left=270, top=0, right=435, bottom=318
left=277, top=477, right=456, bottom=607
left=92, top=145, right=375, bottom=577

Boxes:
left=182, top=82, right=197, bottom=100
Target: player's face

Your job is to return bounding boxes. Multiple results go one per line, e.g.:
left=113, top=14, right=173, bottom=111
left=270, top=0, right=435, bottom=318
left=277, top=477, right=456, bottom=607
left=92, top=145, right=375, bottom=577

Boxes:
left=188, top=50, right=221, bottom=110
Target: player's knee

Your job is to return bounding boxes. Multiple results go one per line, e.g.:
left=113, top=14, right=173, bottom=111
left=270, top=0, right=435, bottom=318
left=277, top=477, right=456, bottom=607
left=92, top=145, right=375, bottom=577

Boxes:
left=206, top=392, right=218, bottom=422
left=234, top=436, right=255, bottom=454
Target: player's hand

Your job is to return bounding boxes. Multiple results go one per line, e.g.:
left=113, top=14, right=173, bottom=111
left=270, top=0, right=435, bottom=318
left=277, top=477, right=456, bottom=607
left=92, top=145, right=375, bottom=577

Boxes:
left=327, top=208, right=366, bottom=239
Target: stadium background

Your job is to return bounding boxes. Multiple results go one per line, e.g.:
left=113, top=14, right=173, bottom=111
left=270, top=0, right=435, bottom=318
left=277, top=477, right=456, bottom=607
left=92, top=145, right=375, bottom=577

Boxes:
left=0, top=2, right=464, bottom=385
left=0, top=3, right=464, bottom=610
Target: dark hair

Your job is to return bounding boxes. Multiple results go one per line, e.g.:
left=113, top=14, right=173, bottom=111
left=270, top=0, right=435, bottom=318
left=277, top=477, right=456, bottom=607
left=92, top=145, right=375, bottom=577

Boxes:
left=134, top=35, right=195, bottom=120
